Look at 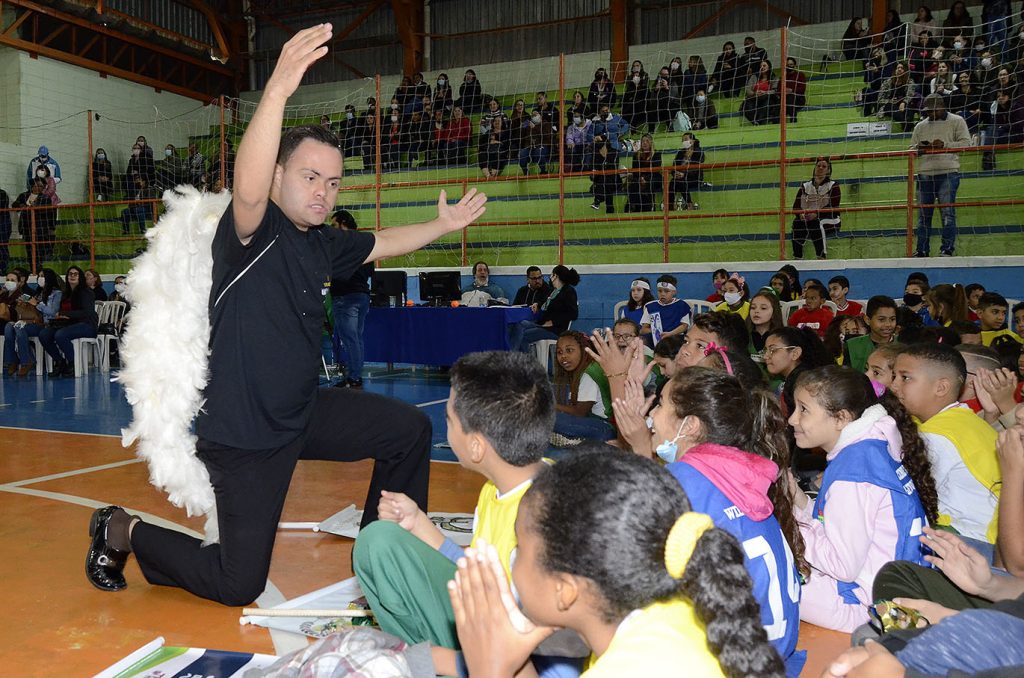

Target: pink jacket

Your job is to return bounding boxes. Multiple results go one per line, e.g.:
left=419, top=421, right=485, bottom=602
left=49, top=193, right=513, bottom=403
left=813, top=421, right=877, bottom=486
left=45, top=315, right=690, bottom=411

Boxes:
left=796, top=404, right=905, bottom=632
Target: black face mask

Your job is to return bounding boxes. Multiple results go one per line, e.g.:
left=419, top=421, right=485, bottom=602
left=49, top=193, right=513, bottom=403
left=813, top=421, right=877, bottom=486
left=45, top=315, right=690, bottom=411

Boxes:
left=903, top=293, right=923, bottom=306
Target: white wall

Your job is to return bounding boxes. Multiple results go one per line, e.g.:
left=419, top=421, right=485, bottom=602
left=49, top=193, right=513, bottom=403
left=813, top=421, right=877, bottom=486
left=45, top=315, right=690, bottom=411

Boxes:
left=0, top=46, right=218, bottom=204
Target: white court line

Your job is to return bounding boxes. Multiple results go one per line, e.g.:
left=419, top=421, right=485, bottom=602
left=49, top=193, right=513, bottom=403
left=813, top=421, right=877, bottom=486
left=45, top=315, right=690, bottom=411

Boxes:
left=1, top=458, right=143, bottom=488
left=63, top=396, right=77, bottom=400
left=0, top=425, right=121, bottom=438
left=30, top=399, right=47, bottom=404
left=415, top=398, right=448, bottom=408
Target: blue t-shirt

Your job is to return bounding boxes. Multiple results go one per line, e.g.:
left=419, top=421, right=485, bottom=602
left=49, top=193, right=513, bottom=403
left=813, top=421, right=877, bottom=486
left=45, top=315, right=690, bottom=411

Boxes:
left=621, top=305, right=645, bottom=326
left=667, top=462, right=805, bottom=678
left=641, top=298, right=692, bottom=344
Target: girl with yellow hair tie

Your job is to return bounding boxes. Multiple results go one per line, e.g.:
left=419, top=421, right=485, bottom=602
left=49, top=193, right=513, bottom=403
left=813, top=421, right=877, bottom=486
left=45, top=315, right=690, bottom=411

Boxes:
left=447, top=446, right=784, bottom=678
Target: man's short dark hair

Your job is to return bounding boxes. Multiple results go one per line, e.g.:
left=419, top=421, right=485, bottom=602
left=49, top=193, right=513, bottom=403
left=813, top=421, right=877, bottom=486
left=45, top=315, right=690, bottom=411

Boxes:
left=866, top=295, right=898, bottom=318
left=332, top=209, right=357, bottom=230
left=828, top=275, right=850, bottom=290
left=805, top=283, right=827, bottom=297
left=526, top=266, right=542, bottom=275
left=691, top=311, right=748, bottom=353
left=449, top=351, right=554, bottom=466
left=901, top=341, right=967, bottom=389
left=656, top=274, right=678, bottom=287
left=276, top=124, right=342, bottom=166
left=978, top=292, right=1008, bottom=310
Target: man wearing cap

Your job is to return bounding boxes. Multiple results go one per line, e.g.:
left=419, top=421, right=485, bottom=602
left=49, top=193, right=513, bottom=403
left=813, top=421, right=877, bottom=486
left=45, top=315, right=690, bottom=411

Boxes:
left=911, top=93, right=971, bottom=257
left=27, top=146, right=61, bottom=189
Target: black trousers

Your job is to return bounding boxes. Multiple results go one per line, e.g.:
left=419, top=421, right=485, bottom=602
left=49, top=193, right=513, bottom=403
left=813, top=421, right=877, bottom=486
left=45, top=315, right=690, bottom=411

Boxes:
left=131, top=387, right=432, bottom=606
left=791, top=217, right=827, bottom=258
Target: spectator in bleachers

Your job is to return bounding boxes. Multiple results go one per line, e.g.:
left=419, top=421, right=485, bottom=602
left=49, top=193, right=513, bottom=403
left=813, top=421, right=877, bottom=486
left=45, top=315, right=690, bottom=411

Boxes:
left=707, top=269, right=728, bottom=303
left=564, top=110, right=592, bottom=172
left=716, top=274, right=751, bottom=320
left=647, top=75, right=673, bottom=132
left=622, top=60, right=650, bottom=132
left=947, top=33, right=972, bottom=73
left=787, top=283, right=834, bottom=339
left=0, top=188, right=10, bottom=274
left=135, top=135, right=154, bottom=159
left=382, top=110, right=404, bottom=172
left=338, top=104, right=360, bottom=158
left=126, top=141, right=154, bottom=194
left=667, top=132, right=703, bottom=211
left=828, top=276, right=863, bottom=318
left=667, top=56, right=685, bottom=102
left=931, top=60, right=959, bottom=96
left=478, top=115, right=510, bottom=178
left=0, top=268, right=29, bottom=335
left=910, top=30, right=938, bottom=83
left=882, top=10, right=908, bottom=79
left=589, top=140, right=619, bottom=213
left=913, top=93, right=971, bottom=256
left=710, top=41, right=742, bottom=96
left=121, top=174, right=153, bottom=235
left=34, top=164, right=60, bottom=207
left=779, top=264, right=802, bottom=299
left=318, top=114, right=332, bottom=130
left=943, top=1, right=975, bottom=45
left=432, top=73, right=453, bottom=114
left=155, top=144, right=186, bottom=192
left=504, top=99, right=527, bottom=158
left=27, top=146, right=62, bottom=190
left=535, top=91, right=560, bottom=140
left=109, top=276, right=128, bottom=305
left=783, top=57, right=807, bottom=123
left=512, top=266, right=551, bottom=309
left=737, top=36, right=768, bottom=79
left=983, top=88, right=1024, bottom=169
left=479, top=97, right=503, bottom=137
left=13, top=179, right=56, bottom=263
left=859, top=47, right=886, bottom=116
left=455, top=69, right=483, bottom=114
left=770, top=272, right=796, bottom=303
left=949, top=71, right=986, bottom=135
left=878, top=61, right=919, bottom=131
left=407, top=72, right=429, bottom=115
left=975, top=49, right=1002, bottom=95
left=436, top=105, right=470, bottom=167
left=405, top=109, right=430, bottom=166
left=91, top=148, right=113, bottom=201
left=680, top=55, right=708, bottom=109
left=588, top=102, right=630, bottom=153
left=742, top=59, right=780, bottom=125
left=566, top=91, right=589, bottom=127
left=355, top=110, right=377, bottom=169
left=640, top=274, right=691, bottom=343
left=911, top=6, right=938, bottom=44
left=625, top=134, right=660, bottom=213
left=621, top=278, right=653, bottom=326
left=687, top=89, right=718, bottom=130
left=842, top=17, right=871, bottom=63
left=791, top=156, right=841, bottom=260
left=995, top=66, right=1019, bottom=97
left=587, top=67, right=616, bottom=112
left=84, top=269, right=107, bottom=302
left=518, top=107, right=552, bottom=175
left=39, top=265, right=97, bottom=378
left=965, top=282, right=986, bottom=318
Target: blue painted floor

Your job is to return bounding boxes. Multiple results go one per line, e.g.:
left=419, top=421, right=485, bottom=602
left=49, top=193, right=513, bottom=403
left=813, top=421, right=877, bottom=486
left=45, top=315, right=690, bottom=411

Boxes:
left=0, top=365, right=458, bottom=462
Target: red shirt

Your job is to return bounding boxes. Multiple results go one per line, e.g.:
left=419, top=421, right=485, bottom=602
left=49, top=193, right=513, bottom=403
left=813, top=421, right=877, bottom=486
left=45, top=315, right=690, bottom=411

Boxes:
left=787, top=306, right=835, bottom=338
left=833, top=300, right=863, bottom=317
left=706, top=292, right=723, bottom=303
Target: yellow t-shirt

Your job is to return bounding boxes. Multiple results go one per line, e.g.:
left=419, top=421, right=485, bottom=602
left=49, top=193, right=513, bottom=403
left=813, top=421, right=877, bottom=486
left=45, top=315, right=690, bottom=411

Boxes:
left=583, top=599, right=724, bottom=677
left=470, top=477, right=534, bottom=579
left=715, top=300, right=750, bottom=320
left=981, top=329, right=1023, bottom=347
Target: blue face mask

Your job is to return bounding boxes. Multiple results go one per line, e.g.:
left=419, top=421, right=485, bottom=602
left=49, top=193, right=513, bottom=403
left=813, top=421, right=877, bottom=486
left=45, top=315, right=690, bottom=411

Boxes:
left=654, top=420, right=686, bottom=463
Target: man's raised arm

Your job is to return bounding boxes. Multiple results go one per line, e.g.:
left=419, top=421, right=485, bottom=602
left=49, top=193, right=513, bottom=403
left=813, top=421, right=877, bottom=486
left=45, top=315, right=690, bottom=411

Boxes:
left=232, top=24, right=333, bottom=241
left=365, top=188, right=487, bottom=262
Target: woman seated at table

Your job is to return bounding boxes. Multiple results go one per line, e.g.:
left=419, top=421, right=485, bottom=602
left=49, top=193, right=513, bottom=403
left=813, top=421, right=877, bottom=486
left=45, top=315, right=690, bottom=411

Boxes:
left=507, top=265, right=580, bottom=352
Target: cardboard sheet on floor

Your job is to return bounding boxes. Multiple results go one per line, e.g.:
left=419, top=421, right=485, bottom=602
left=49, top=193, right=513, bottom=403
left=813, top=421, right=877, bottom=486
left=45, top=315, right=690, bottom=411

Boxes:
left=95, top=637, right=277, bottom=678
left=310, top=503, right=475, bottom=546
left=240, top=577, right=369, bottom=638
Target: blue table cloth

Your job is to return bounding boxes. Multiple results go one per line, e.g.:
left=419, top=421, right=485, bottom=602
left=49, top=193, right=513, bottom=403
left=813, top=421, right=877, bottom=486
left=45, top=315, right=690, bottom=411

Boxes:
left=364, top=306, right=537, bottom=366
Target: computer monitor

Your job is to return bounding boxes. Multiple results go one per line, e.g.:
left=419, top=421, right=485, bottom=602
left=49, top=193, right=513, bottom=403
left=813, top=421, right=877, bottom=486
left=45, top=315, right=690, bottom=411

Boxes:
left=371, top=270, right=407, bottom=307
left=419, top=271, right=462, bottom=306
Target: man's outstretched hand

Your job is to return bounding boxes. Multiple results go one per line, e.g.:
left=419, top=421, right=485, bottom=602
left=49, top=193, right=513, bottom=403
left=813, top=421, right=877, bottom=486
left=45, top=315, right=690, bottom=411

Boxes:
left=437, top=188, right=488, bottom=234
left=265, top=24, right=334, bottom=100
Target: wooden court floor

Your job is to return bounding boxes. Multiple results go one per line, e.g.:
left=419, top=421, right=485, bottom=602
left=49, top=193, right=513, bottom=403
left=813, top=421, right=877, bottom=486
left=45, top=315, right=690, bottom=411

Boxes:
left=0, top=426, right=850, bottom=677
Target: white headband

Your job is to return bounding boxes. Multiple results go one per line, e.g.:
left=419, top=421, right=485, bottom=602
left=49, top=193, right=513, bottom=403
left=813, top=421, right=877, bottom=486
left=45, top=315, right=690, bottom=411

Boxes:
left=631, top=280, right=651, bottom=291
left=657, top=282, right=677, bottom=291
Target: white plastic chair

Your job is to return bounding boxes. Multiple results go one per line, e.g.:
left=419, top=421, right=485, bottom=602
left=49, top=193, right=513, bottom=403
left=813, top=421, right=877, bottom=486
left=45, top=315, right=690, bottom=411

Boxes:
left=30, top=336, right=53, bottom=375
left=534, top=321, right=572, bottom=373
left=97, top=301, right=128, bottom=372
left=1008, top=298, right=1021, bottom=332
left=612, top=300, right=628, bottom=322
left=71, top=302, right=110, bottom=377
left=682, top=299, right=716, bottom=317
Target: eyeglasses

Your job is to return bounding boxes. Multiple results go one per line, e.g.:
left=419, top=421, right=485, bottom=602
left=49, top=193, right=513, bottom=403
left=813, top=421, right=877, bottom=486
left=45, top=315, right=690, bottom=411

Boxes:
left=527, top=275, right=543, bottom=281
left=613, top=333, right=638, bottom=341
left=762, top=345, right=796, bottom=358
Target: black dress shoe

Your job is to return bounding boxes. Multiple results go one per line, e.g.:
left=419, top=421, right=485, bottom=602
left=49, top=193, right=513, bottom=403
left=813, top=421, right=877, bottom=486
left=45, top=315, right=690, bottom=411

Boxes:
left=86, top=506, right=130, bottom=591
left=48, top=359, right=66, bottom=378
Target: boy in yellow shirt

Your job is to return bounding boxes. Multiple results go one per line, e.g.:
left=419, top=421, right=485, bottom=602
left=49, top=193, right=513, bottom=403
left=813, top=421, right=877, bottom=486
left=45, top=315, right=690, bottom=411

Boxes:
left=891, top=343, right=1001, bottom=547
left=353, top=350, right=554, bottom=651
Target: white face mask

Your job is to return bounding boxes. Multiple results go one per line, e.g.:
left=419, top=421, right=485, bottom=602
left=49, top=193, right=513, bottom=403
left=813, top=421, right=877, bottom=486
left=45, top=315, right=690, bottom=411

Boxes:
left=346, top=112, right=354, bottom=120
left=391, top=103, right=398, bottom=110
left=696, top=94, right=706, bottom=103
left=37, top=277, right=46, bottom=289
left=438, top=78, right=446, bottom=86
left=954, top=41, right=964, bottom=49
left=573, top=116, right=582, bottom=125
left=532, top=115, right=542, bottom=124
left=114, top=283, right=126, bottom=294
left=981, top=58, right=992, bottom=68
left=132, top=149, right=140, bottom=157
left=633, top=76, right=641, bottom=84
left=681, top=140, right=692, bottom=149
left=724, top=291, right=742, bottom=305
left=655, top=421, right=686, bottom=464
left=165, top=149, right=173, bottom=157
left=36, top=170, right=46, bottom=178
left=671, top=62, right=680, bottom=70
left=4, top=280, right=17, bottom=292
left=391, top=115, right=399, bottom=123
left=97, top=153, right=106, bottom=160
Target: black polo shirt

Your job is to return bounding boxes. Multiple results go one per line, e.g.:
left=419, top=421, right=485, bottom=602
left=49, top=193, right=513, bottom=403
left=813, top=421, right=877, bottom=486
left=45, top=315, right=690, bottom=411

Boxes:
left=196, top=199, right=375, bottom=449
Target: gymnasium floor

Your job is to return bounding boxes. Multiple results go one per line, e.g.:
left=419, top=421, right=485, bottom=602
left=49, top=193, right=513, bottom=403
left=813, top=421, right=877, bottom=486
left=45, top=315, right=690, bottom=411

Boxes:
left=0, top=368, right=849, bottom=676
